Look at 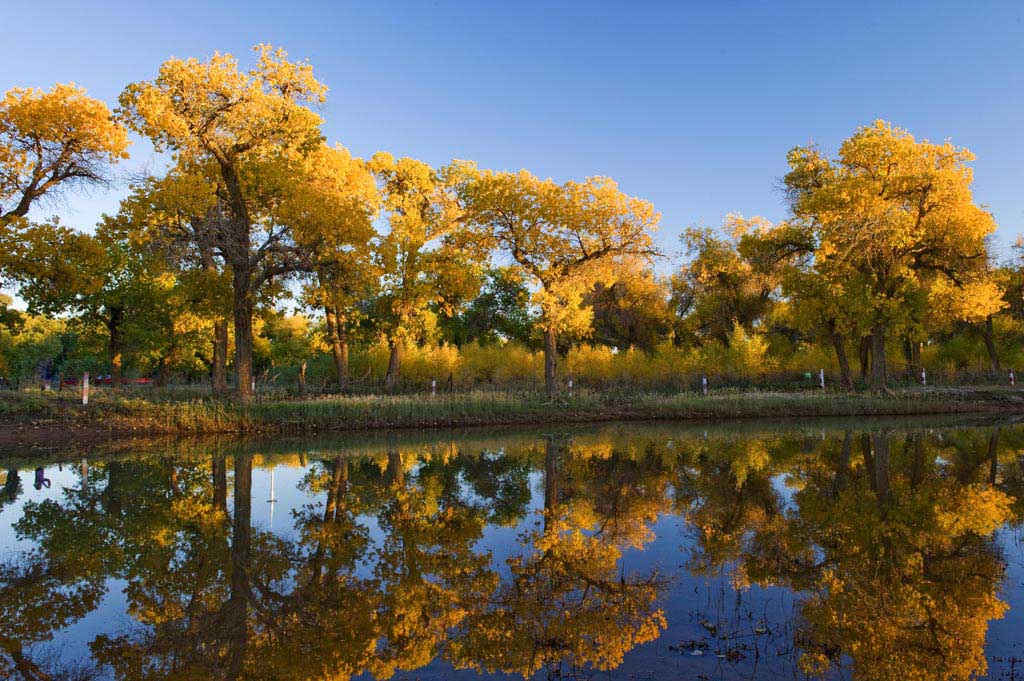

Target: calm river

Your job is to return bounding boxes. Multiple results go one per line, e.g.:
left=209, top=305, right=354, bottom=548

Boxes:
left=2, top=417, right=1023, bottom=680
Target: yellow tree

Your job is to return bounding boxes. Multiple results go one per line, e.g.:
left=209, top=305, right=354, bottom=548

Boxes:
left=584, top=256, right=673, bottom=352
left=0, top=83, right=128, bottom=227
left=294, top=145, right=379, bottom=391
left=369, top=153, right=481, bottom=390
left=458, top=168, right=659, bottom=397
left=785, top=121, right=1001, bottom=391
left=119, top=45, right=327, bottom=401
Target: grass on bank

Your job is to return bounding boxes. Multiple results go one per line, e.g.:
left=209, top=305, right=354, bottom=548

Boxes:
left=1, top=385, right=1020, bottom=434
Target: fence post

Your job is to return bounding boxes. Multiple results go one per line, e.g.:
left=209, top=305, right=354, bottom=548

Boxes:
left=82, top=372, right=89, bottom=406
left=701, top=375, right=708, bottom=396
left=818, top=368, right=825, bottom=389
left=920, top=368, right=926, bottom=386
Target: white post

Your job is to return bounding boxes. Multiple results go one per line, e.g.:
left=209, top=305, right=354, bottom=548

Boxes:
left=82, top=372, right=89, bottom=405
left=920, top=368, right=926, bottom=386
left=267, top=467, right=278, bottom=530
left=431, top=378, right=436, bottom=396
left=568, top=379, right=573, bottom=397
left=251, top=379, right=256, bottom=393
left=819, top=368, right=825, bottom=389
left=701, top=376, right=708, bottom=396
left=1010, top=369, right=1016, bottom=386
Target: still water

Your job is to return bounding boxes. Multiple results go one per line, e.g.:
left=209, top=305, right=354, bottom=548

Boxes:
left=2, top=418, right=1024, bottom=680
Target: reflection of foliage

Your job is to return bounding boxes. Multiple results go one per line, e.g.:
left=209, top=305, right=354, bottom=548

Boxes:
left=2, top=425, right=1020, bottom=680
left=682, top=429, right=1015, bottom=681
left=450, top=510, right=667, bottom=678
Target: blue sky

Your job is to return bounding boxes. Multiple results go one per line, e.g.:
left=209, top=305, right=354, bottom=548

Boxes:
left=3, top=0, right=1023, bottom=266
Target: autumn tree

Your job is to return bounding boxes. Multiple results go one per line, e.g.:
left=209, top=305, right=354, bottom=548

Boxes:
left=298, top=145, right=378, bottom=391
left=370, top=153, right=481, bottom=389
left=458, top=168, right=659, bottom=397
left=784, top=121, right=1002, bottom=391
left=0, top=83, right=128, bottom=228
left=119, top=45, right=328, bottom=401
left=586, top=258, right=673, bottom=352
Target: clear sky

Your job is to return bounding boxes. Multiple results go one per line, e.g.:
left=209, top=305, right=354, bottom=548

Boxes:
left=3, top=0, right=1023, bottom=265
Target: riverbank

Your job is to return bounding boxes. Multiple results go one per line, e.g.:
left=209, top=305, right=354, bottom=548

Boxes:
left=1, top=387, right=1022, bottom=442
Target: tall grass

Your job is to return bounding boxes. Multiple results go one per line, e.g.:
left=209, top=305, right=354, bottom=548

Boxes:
left=1, top=385, right=1012, bottom=435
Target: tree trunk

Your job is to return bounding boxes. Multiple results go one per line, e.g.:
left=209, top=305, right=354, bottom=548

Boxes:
left=543, top=326, right=558, bottom=399
left=156, top=353, right=171, bottom=387
left=232, top=269, right=255, bottom=402
left=903, top=338, right=922, bottom=378
left=859, top=335, right=872, bottom=380
left=201, top=242, right=229, bottom=396
left=107, top=307, right=124, bottom=391
left=827, top=320, right=854, bottom=390
left=325, top=305, right=349, bottom=391
left=226, top=454, right=252, bottom=680
left=212, top=457, right=228, bottom=512
left=982, top=315, right=1000, bottom=373
left=870, top=432, right=891, bottom=510
left=384, top=338, right=403, bottom=391
left=543, top=436, right=563, bottom=532
left=988, top=426, right=1001, bottom=485
left=212, top=319, right=229, bottom=395
left=831, top=431, right=852, bottom=497
left=298, top=360, right=307, bottom=395
left=386, top=447, right=404, bottom=488
left=870, top=323, right=888, bottom=392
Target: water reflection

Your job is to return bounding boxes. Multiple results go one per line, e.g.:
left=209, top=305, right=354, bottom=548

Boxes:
left=1, top=421, right=1022, bottom=680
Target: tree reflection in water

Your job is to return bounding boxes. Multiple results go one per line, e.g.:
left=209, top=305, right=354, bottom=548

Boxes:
left=0, top=422, right=1020, bottom=680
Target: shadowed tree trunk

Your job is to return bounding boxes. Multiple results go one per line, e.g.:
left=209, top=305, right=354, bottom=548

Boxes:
left=325, top=306, right=349, bottom=391
left=982, top=315, right=1000, bottom=373
left=859, top=336, right=871, bottom=381
left=232, top=268, right=256, bottom=402
left=156, top=341, right=177, bottom=388
left=543, top=327, right=558, bottom=399
left=106, top=306, right=125, bottom=390
left=212, top=319, right=229, bottom=395
left=903, top=338, right=922, bottom=378
left=385, top=339, right=403, bottom=391
left=200, top=242, right=230, bottom=396
left=827, top=319, right=854, bottom=390
left=870, top=323, right=888, bottom=392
